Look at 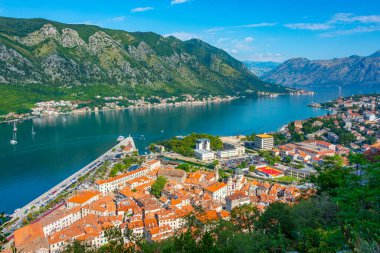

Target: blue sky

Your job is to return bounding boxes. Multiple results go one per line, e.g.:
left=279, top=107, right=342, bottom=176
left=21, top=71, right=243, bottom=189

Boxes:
left=1, top=0, right=380, bottom=62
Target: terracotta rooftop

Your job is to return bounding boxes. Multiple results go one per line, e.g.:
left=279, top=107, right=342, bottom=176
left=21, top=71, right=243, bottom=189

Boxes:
left=205, top=182, right=227, bottom=193
left=67, top=190, right=101, bottom=205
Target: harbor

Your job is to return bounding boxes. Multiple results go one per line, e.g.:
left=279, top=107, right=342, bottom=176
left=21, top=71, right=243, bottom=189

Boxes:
left=5, top=135, right=137, bottom=236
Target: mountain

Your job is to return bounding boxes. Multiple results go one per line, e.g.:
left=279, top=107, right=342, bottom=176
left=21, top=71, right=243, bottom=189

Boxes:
left=263, top=51, right=380, bottom=86
left=0, top=16, right=289, bottom=96
left=243, top=61, right=281, bottom=77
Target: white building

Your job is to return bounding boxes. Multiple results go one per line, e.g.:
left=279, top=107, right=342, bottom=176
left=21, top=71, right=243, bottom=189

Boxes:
left=40, top=207, right=82, bottom=236
left=364, top=112, right=376, bottom=121
left=204, top=182, right=228, bottom=201
left=194, top=149, right=215, bottom=161
left=95, top=167, right=149, bottom=194
left=217, top=142, right=245, bottom=159
left=217, top=149, right=238, bottom=159
left=254, top=134, right=274, bottom=150
left=196, top=138, right=211, bottom=150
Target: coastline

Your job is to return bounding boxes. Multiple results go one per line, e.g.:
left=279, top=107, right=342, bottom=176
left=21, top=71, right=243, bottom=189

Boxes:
left=0, top=95, right=239, bottom=125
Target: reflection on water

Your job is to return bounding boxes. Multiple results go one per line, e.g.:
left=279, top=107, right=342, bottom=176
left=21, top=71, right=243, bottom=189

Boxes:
left=0, top=85, right=379, bottom=212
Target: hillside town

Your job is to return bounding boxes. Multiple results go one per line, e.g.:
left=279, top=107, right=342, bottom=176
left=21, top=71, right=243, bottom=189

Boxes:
left=2, top=94, right=379, bottom=253
left=7, top=150, right=310, bottom=253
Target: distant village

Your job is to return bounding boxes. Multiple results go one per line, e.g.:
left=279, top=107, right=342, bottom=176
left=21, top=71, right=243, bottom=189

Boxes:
left=0, top=94, right=237, bottom=123
left=3, top=94, right=380, bottom=253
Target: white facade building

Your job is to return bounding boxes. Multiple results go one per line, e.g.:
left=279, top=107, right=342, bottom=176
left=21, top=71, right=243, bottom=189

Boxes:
left=196, top=138, right=211, bottom=150
left=194, top=149, right=215, bottom=161
left=254, top=134, right=274, bottom=150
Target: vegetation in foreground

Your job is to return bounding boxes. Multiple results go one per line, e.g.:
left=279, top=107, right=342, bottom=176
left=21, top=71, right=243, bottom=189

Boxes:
left=3, top=154, right=373, bottom=253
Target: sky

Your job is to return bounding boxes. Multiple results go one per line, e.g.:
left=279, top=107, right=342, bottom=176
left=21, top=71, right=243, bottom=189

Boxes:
left=0, top=0, right=380, bottom=62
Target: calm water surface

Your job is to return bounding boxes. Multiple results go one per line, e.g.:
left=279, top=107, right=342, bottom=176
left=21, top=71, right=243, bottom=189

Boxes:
left=0, top=86, right=379, bottom=212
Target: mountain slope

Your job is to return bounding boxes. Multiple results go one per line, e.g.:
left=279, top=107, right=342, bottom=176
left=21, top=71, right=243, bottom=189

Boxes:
left=243, top=61, right=280, bottom=77
left=0, top=16, right=289, bottom=95
left=263, top=51, right=380, bottom=86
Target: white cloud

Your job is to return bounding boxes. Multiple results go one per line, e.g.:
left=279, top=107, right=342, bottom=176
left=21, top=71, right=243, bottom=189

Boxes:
left=111, top=16, right=125, bottom=22
left=215, top=37, right=257, bottom=58
left=164, top=32, right=199, bottom=41
left=204, top=27, right=225, bottom=33
left=330, top=13, right=380, bottom=24
left=205, top=23, right=276, bottom=33
left=320, top=25, right=380, bottom=37
left=285, top=23, right=333, bottom=30
left=171, top=0, right=190, bottom=5
left=239, top=22, right=277, bottom=28
left=284, top=13, right=380, bottom=36
left=244, top=37, right=254, bottom=43
left=131, top=7, right=153, bottom=13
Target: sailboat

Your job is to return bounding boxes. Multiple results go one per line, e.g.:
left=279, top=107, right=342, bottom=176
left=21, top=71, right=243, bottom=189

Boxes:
left=10, top=122, right=17, bottom=145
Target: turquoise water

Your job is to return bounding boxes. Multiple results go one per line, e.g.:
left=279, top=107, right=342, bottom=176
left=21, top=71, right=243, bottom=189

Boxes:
left=0, top=86, right=379, bottom=213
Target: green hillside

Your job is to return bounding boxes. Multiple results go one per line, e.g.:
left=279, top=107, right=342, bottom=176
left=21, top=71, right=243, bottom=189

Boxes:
left=0, top=16, right=290, bottom=103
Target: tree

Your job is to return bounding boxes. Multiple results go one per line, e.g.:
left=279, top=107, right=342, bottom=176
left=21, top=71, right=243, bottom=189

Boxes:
left=198, top=231, right=216, bottom=253
left=104, top=227, right=125, bottom=252
left=211, top=160, right=219, bottom=168
left=177, top=163, right=191, bottom=172
left=249, top=165, right=256, bottom=172
left=231, top=204, right=259, bottom=234
left=256, top=202, right=296, bottom=240
left=238, top=161, right=247, bottom=169
left=173, top=230, right=197, bottom=253
left=62, top=240, right=88, bottom=253
left=283, top=156, right=292, bottom=164
left=151, top=176, right=168, bottom=198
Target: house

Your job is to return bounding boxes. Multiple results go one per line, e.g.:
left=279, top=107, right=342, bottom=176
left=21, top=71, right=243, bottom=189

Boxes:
left=157, top=168, right=187, bottom=183
left=66, top=190, right=101, bottom=208
left=204, top=182, right=227, bottom=201
left=226, top=192, right=250, bottom=211
left=327, top=132, right=339, bottom=143
left=39, top=207, right=82, bottom=236
left=95, top=167, right=149, bottom=194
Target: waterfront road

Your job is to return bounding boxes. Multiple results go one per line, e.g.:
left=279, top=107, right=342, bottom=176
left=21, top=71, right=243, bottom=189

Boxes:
left=5, top=136, right=136, bottom=234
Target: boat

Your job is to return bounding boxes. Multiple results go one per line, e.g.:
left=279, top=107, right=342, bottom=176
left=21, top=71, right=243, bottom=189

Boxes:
left=10, top=122, right=17, bottom=145
left=116, top=135, right=125, bottom=142
left=161, top=130, right=164, bottom=133
left=31, top=125, right=36, bottom=135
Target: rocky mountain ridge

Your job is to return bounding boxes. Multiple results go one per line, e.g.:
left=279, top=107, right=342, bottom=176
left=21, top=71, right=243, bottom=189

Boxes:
left=0, top=17, right=289, bottom=95
left=263, top=51, right=380, bottom=86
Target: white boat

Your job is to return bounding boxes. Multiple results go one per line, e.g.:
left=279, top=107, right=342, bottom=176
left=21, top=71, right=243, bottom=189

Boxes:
left=31, top=125, right=36, bottom=135
left=10, top=122, right=17, bottom=145
left=116, top=135, right=125, bottom=142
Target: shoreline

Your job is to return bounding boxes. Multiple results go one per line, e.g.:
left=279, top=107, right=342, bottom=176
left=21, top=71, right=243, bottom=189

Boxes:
left=0, top=95, right=239, bottom=125
left=0, top=89, right=316, bottom=125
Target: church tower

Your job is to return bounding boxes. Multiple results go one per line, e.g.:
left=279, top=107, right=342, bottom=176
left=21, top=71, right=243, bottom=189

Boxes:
left=214, top=163, right=220, bottom=181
